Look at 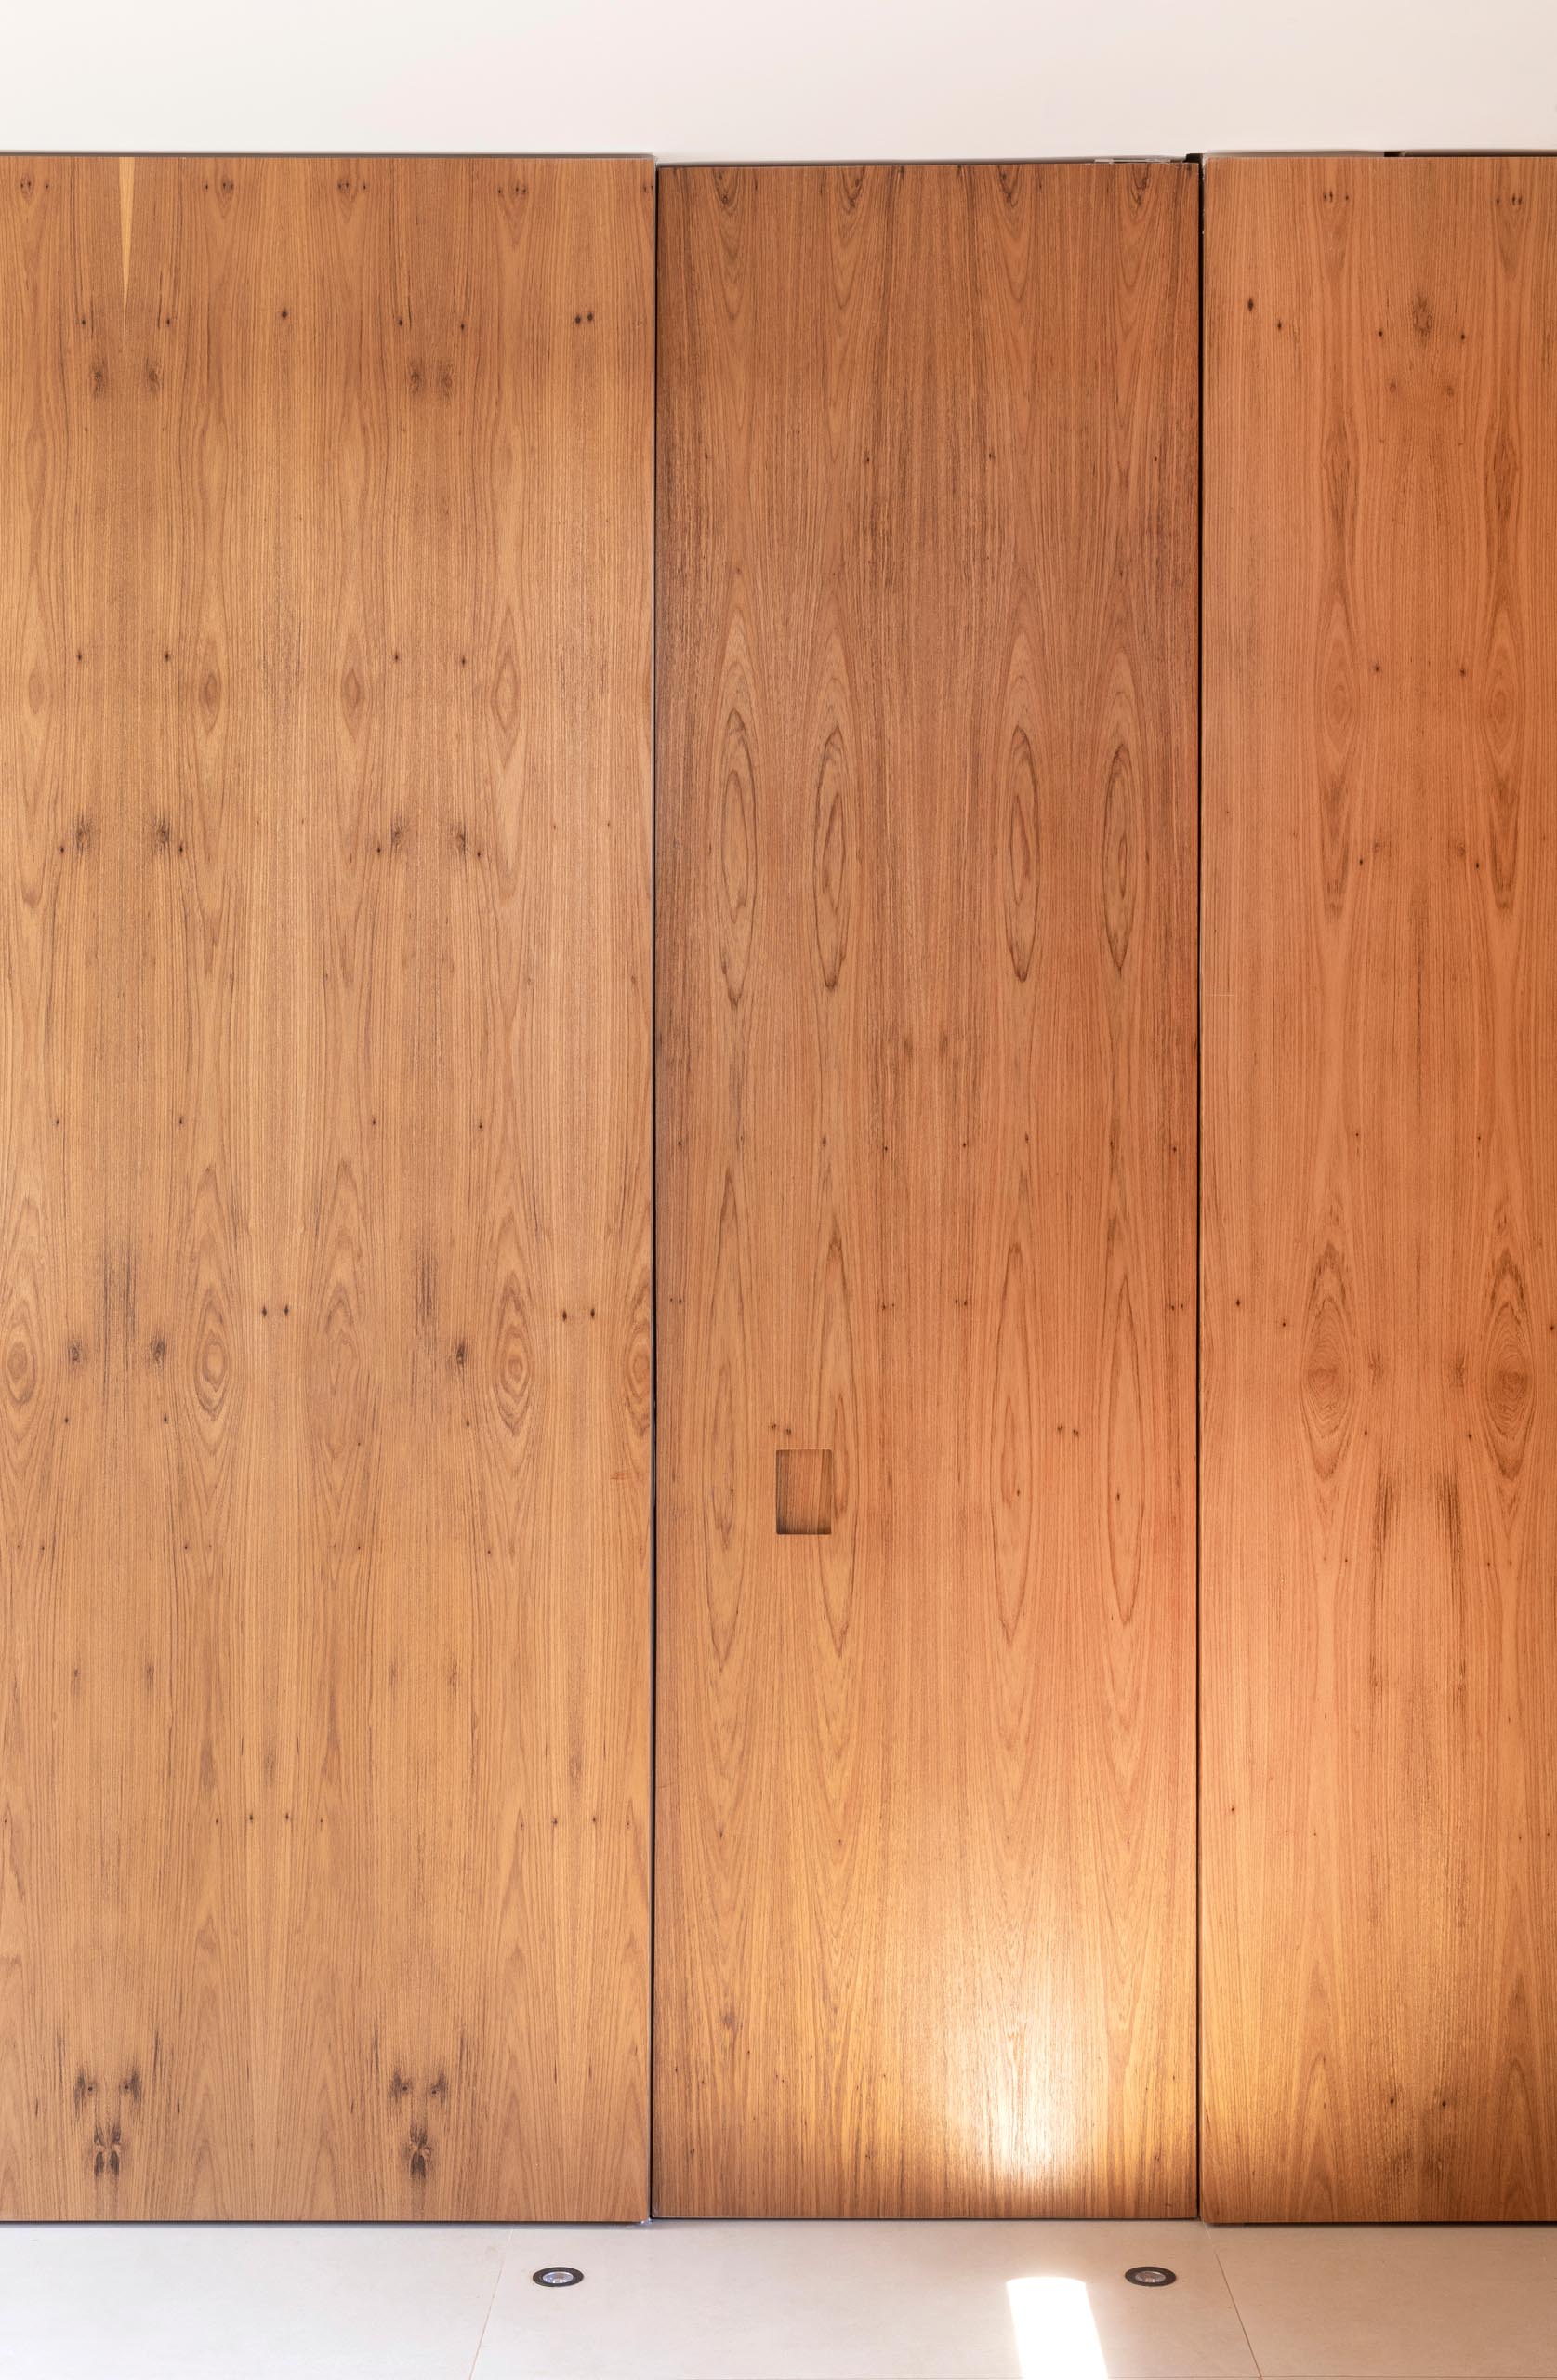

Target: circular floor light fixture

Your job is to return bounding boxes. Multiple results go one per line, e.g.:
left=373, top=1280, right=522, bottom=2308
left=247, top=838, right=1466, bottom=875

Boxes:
left=1124, top=2266, right=1177, bottom=2287
left=532, top=2266, right=585, bottom=2288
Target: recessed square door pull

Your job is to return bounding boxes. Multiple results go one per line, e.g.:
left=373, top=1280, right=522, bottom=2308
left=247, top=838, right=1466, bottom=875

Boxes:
left=775, top=1449, right=835, bottom=1535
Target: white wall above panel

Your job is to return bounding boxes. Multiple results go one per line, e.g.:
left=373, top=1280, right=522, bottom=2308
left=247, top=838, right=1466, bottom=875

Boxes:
left=5, top=0, right=1555, bottom=161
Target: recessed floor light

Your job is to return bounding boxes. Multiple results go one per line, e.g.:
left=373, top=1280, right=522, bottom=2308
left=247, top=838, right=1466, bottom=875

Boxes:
left=533, top=2266, right=585, bottom=2288
left=1125, top=2266, right=1177, bottom=2286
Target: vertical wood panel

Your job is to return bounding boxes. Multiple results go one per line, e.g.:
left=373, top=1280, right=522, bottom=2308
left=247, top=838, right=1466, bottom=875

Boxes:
left=655, top=162, right=1198, bottom=2217
left=0, top=155, right=653, bottom=2220
left=1202, top=154, right=1557, bottom=2221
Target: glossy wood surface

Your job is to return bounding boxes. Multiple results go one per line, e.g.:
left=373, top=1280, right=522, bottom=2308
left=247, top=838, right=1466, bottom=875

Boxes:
left=655, top=162, right=1199, bottom=2217
left=1202, top=154, right=1557, bottom=2221
left=0, top=156, right=653, bottom=2218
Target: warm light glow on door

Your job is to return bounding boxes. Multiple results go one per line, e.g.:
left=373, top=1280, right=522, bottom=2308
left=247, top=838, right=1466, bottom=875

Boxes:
left=1007, top=2276, right=1107, bottom=2380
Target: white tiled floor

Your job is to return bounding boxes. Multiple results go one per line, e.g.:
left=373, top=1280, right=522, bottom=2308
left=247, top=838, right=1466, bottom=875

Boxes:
left=0, top=2219, right=1552, bottom=2380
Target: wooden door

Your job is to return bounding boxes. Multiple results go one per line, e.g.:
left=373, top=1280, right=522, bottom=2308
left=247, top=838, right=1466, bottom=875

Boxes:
left=0, top=156, right=653, bottom=2219
left=1202, top=155, right=1557, bottom=2220
left=655, top=163, right=1199, bottom=2217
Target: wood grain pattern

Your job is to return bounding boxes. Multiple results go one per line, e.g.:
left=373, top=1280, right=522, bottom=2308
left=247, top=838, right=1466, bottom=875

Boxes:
left=655, top=163, right=1199, bottom=2217
left=0, top=156, right=653, bottom=2219
left=1202, top=155, right=1557, bottom=2222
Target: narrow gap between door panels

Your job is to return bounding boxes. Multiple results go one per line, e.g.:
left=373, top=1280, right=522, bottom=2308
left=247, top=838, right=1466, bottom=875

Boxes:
left=646, top=158, right=664, bottom=2227
left=1191, top=147, right=1206, bottom=2226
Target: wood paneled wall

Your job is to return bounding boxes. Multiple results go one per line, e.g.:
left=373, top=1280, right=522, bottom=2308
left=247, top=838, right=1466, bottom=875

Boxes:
left=1202, top=154, right=1557, bottom=2221
left=7, top=146, right=1551, bottom=2234
left=0, top=156, right=653, bottom=2219
left=655, top=163, right=1199, bottom=2218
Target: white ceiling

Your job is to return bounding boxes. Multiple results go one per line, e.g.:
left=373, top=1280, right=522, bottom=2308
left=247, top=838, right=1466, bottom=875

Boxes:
left=5, top=0, right=1555, bottom=160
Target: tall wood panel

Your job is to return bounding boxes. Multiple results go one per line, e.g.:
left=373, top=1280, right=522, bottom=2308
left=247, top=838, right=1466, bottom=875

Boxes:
left=0, top=156, right=653, bottom=2219
left=656, top=163, right=1199, bottom=2217
left=1203, top=155, right=1557, bottom=2221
